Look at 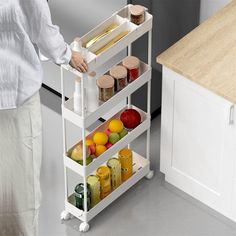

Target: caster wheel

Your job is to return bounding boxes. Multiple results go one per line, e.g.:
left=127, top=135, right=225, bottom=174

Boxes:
left=60, top=211, right=72, bottom=221
left=146, top=170, right=154, bottom=180
left=79, top=222, right=90, bottom=232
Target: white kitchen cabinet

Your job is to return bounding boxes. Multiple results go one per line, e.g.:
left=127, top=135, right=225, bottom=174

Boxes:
left=160, top=67, right=236, bottom=220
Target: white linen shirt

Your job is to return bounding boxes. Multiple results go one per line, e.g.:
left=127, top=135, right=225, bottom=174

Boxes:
left=0, top=0, right=72, bottom=109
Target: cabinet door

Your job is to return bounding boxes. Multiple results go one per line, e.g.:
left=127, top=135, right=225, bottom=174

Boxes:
left=161, top=67, right=235, bottom=217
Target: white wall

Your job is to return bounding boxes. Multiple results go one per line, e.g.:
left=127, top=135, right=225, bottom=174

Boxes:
left=200, top=0, right=231, bottom=22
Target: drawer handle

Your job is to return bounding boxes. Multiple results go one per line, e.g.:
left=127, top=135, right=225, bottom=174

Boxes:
left=229, top=105, right=234, bottom=125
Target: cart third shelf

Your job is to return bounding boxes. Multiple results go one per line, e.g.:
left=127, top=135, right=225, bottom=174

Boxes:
left=64, top=105, right=150, bottom=176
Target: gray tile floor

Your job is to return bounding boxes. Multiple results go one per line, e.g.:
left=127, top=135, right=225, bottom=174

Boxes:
left=39, top=104, right=236, bottom=236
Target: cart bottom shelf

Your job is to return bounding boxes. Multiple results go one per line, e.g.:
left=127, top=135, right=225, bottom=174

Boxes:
left=65, top=152, right=150, bottom=222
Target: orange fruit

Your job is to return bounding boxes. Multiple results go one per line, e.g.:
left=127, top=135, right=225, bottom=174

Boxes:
left=86, top=139, right=95, bottom=146
left=95, top=145, right=107, bottom=156
left=93, top=132, right=108, bottom=145
left=108, top=119, right=124, bottom=133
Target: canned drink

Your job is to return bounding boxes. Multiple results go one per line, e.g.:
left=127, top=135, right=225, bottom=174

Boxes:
left=74, top=183, right=91, bottom=211
left=118, top=148, right=133, bottom=181
left=87, top=175, right=101, bottom=208
left=96, top=166, right=111, bottom=199
left=107, top=158, right=122, bottom=190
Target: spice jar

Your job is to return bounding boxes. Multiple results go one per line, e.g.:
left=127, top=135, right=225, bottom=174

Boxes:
left=109, top=65, right=128, bottom=92
left=122, top=56, right=140, bottom=82
left=130, top=5, right=145, bottom=25
left=97, top=75, right=115, bottom=102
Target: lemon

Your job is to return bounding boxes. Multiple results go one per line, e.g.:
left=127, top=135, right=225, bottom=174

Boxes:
left=95, top=145, right=107, bottom=157
left=93, top=132, right=108, bottom=145
left=108, top=119, right=124, bottom=133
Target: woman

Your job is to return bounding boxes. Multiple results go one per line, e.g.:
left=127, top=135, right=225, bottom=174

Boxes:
left=0, top=0, right=87, bottom=235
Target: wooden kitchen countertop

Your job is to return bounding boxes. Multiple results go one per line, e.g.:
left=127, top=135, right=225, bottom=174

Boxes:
left=157, top=1, right=236, bottom=104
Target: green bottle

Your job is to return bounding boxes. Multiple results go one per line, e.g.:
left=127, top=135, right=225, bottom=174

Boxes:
left=74, top=183, right=91, bottom=211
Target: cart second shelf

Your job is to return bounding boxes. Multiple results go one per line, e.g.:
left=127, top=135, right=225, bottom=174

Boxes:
left=65, top=151, right=150, bottom=222
left=62, top=60, right=151, bottom=129
left=64, top=105, right=150, bottom=176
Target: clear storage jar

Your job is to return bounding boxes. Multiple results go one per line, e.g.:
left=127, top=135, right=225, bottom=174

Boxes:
left=109, top=65, right=128, bottom=92
left=97, top=75, right=115, bottom=102
left=122, top=56, right=140, bottom=82
left=130, top=5, right=145, bottom=25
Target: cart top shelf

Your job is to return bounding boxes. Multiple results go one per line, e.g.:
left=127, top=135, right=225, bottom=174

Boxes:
left=157, top=1, right=236, bottom=104
left=62, top=4, right=153, bottom=76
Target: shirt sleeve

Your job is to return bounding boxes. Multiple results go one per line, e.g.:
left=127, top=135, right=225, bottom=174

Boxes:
left=23, top=0, right=72, bottom=65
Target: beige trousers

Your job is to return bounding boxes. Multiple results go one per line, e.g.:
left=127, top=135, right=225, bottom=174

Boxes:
left=0, top=92, right=42, bottom=236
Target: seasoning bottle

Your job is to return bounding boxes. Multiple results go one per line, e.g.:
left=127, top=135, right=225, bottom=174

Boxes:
left=122, top=56, right=140, bottom=82
left=96, top=166, right=111, bottom=199
left=87, top=175, right=101, bottom=208
left=107, top=158, right=122, bottom=190
left=130, top=5, right=146, bottom=25
left=74, top=183, right=91, bottom=211
left=118, top=148, right=133, bottom=182
left=97, top=75, right=115, bottom=102
left=109, top=65, right=128, bottom=92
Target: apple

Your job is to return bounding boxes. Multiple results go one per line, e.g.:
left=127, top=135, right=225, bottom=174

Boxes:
left=105, top=128, right=112, bottom=136
left=105, top=142, right=113, bottom=149
left=88, top=144, right=96, bottom=155
left=109, top=133, right=120, bottom=144
left=120, top=109, right=141, bottom=129
left=119, top=128, right=128, bottom=139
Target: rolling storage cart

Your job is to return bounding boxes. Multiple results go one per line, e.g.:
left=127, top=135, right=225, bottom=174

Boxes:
left=60, top=5, right=153, bottom=232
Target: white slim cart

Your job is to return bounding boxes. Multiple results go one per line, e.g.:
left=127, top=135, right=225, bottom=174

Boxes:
left=60, top=5, right=153, bottom=232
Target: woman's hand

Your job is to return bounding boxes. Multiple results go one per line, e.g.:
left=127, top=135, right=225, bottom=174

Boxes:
left=69, top=51, right=88, bottom=73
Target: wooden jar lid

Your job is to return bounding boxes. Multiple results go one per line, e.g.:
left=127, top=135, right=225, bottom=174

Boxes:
left=122, top=56, right=140, bottom=69
left=109, top=65, right=127, bottom=79
left=130, top=5, right=145, bottom=16
left=97, top=75, right=114, bottom=88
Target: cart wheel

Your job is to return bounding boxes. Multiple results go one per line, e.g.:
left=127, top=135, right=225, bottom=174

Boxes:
left=60, top=210, right=72, bottom=221
left=146, top=170, right=154, bottom=180
left=79, top=222, right=90, bottom=232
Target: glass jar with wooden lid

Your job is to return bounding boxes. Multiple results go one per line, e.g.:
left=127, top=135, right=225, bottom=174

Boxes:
left=122, top=56, right=140, bottom=82
left=109, top=65, right=128, bottom=92
left=130, top=5, right=145, bottom=25
left=97, top=75, right=115, bottom=102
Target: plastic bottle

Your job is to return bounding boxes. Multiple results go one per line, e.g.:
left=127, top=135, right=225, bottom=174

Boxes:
left=72, top=38, right=87, bottom=114
left=74, top=77, right=82, bottom=114
left=87, top=71, right=99, bottom=112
